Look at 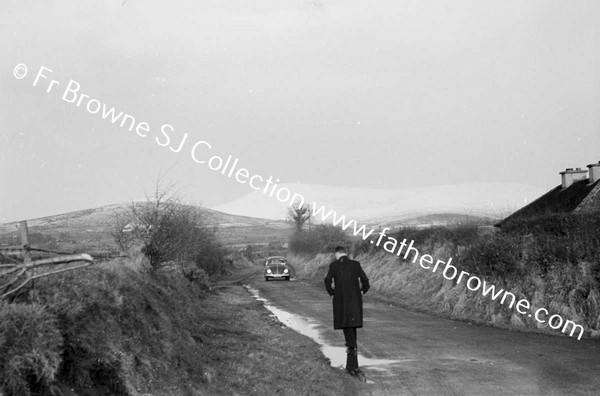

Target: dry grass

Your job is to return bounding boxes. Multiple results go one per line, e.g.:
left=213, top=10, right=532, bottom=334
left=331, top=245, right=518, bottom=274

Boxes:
left=1, top=255, right=353, bottom=395
left=290, top=217, right=600, bottom=340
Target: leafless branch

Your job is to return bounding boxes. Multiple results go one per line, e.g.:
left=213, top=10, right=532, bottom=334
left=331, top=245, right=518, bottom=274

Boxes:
left=0, top=254, right=94, bottom=300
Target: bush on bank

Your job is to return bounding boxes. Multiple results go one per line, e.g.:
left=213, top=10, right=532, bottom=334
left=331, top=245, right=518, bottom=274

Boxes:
left=113, top=184, right=229, bottom=276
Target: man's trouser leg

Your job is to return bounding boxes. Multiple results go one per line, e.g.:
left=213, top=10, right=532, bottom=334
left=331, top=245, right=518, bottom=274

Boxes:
left=343, top=327, right=357, bottom=349
left=343, top=327, right=359, bottom=373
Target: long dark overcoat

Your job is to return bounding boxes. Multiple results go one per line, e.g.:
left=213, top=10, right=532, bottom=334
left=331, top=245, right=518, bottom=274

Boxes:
left=324, top=256, right=370, bottom=329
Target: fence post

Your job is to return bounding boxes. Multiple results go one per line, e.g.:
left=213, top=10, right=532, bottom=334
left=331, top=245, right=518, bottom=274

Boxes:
left=20, top=221, right=33, bottom=289
left=20, top=221, right=31, bottom=263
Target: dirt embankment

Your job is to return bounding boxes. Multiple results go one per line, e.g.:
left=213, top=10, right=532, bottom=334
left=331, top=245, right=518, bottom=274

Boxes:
left=0, top=256, right=353, bottom=396
left=288, top=248, right=600, bottom=341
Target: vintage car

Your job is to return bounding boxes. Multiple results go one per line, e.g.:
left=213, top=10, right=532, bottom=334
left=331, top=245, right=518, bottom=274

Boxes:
left=264, top=256, right=290, bottom=281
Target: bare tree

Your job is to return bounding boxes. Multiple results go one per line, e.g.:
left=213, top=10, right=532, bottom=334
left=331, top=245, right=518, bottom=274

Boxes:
left=112, top=177, right=227, bottom=274
left=287, top=204, right=311, bottom=232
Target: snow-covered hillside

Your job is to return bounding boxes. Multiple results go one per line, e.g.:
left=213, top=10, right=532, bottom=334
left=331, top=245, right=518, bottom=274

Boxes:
left=212, top=182, right=547, bottom=223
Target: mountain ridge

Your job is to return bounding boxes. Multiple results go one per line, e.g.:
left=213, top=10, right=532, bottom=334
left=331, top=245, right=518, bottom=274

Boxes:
left=212, top=182, right=547, bottom=222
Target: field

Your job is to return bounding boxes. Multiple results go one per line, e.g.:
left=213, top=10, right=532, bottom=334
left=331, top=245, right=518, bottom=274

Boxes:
left=0, top=203, right=292, bottom=255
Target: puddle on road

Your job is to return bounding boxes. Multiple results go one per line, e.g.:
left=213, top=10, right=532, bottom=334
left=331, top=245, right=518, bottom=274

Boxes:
left=245, top=285, right=402, bottom=372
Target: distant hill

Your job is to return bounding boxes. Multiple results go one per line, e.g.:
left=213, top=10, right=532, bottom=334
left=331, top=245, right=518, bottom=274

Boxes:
left=372, top=213, right=496, bottom=229
left=1, top=181, right=544, bottom=254
left=212, top=182, right=546, bottom=223
left=0, top=203, right=291, bottom=252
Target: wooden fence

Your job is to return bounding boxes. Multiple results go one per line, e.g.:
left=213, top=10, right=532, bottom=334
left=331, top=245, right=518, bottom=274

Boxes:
left=0, top=221, right=94, bottom=299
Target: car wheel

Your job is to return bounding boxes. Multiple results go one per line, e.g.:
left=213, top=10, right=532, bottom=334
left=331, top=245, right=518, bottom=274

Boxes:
left=285, top=276, right=290, bottom=281
left=265, top=277, right=269, bottom=281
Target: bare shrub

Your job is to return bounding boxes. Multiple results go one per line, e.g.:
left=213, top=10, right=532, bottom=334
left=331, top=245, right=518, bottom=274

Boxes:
left=113, top=181, right=228, bottom=275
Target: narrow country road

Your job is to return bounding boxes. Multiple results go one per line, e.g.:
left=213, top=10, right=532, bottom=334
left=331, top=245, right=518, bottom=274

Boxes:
left=247, top=271, right=600, bottom=396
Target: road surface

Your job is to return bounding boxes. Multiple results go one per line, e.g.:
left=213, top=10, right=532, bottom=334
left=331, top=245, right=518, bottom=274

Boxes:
left=246, top=271, right=600, bottom=396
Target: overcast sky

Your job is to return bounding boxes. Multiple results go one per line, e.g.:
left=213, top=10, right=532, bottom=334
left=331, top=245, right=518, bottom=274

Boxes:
left=1, top=0, right=599, bottom=223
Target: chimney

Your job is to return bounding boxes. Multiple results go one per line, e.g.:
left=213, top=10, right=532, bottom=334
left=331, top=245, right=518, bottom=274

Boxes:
left=560, top=167, right=588, bottom=189
left=587, top=161, right=600, bottom=184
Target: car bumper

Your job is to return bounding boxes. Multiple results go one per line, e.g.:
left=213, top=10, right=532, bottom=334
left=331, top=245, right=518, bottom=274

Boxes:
left=265, top=273, right=289, bottom=278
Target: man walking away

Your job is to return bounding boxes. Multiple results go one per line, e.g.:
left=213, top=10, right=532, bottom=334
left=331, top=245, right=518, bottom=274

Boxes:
left=324, top=246, right=370, bottom=378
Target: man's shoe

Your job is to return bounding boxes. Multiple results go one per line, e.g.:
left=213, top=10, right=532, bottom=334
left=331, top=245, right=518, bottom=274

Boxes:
left=346, top=347, right=359, bottom=375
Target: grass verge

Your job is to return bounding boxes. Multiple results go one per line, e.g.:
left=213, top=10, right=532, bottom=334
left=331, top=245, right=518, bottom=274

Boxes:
left=1, top=258, right=354, bottom=396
